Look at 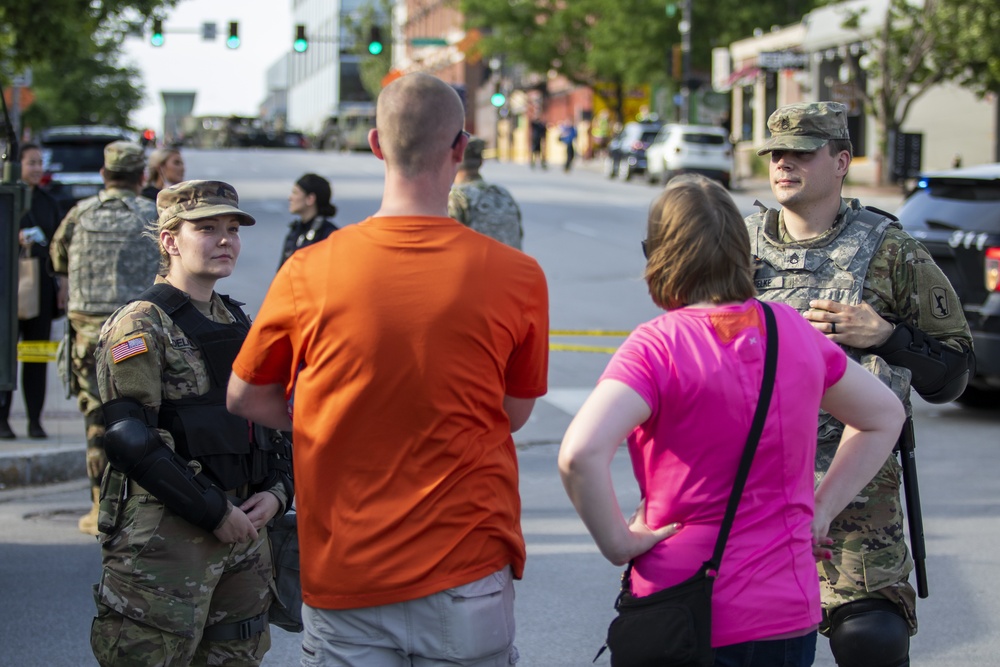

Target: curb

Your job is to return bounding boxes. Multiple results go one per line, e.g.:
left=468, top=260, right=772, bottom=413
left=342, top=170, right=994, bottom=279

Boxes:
left=0, top=443, right=87, bottom=489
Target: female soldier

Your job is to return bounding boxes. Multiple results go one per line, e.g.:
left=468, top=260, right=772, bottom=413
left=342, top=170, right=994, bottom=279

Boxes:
left=90, top=180, right=292, bottom=667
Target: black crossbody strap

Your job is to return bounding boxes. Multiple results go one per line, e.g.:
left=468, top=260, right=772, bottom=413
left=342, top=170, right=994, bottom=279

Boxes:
left=705, top=300, right=778, bottom=572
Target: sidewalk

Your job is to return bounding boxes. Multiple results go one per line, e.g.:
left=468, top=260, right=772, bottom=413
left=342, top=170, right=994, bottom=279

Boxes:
left=0, top=367, right=86, bottom=489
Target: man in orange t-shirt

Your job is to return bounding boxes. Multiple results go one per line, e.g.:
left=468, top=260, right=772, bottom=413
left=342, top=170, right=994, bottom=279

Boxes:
left=228, top=73, right=549, bottom=666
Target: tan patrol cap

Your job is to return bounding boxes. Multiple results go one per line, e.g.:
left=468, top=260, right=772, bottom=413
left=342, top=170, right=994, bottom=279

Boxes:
left=461, top=136, right=485, bottom=170
left=156, top=180, right=256, bottom=226
left=103, top=141, right=146, bottom=172
left=757, top=102, right=850, bottom=155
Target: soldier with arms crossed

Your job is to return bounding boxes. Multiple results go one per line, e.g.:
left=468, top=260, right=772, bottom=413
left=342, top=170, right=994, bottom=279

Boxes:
left=746, top=102, right=974, bottom=667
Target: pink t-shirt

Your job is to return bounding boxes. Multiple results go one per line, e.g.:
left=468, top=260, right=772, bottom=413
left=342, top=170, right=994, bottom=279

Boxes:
left=601, top=300, right=846, bottom=647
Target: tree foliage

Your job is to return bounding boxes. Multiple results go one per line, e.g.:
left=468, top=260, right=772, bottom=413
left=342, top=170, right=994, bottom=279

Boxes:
left=459, top=0, right=822, bottom=89
left=1, top=0, right=178, bottom=128
left=343, top=0, right=394, bottom=102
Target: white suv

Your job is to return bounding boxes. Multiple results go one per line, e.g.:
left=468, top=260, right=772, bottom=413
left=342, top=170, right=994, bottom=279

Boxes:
left=645, top=124, right=733, bottom=189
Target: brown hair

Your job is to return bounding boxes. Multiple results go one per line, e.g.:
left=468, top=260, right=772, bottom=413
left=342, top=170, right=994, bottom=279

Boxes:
left=644, top=175, right=755, bottom=310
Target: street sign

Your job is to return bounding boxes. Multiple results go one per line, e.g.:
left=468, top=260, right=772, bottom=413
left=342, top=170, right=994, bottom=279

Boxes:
left=758, top=51, right=809, bottom=71
left=410, top=37, right=448, bottom=47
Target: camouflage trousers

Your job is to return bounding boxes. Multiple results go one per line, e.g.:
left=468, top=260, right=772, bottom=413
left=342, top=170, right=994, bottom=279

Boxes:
left=815, top=444, right=917, bottom=636
left=91, top=494, right=275, bottom=666
left=69, top=315, right=108, bottom=484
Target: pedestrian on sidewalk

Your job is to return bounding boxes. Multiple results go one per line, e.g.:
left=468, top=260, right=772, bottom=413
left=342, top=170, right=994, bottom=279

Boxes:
left=559, top=119, right=577, bottom=173
left=228, top=72, right=549, bottom=666
left=49, top=141, right=160, bottom=535
left=90, top=180, right=292, bottom=666
left=0, top=143, right=62, bottom=440
left=140, top=146, right=185, bottom=201
left=747, top=101, right=974, bottom=666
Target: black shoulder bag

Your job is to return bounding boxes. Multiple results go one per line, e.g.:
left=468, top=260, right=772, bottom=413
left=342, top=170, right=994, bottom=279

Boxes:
left=600, top=301, right=779, bottom=667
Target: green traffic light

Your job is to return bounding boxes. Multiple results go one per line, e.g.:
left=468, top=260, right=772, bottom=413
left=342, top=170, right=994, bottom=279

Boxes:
left=294, top=39, right=308, bottom=53
left=151, top=33, right=164, bottom=47
left=227, top=35, right=240, bottom=49
left=368, top=41, right=383, bottom=55
left=490, top=92, right=506, bottom=108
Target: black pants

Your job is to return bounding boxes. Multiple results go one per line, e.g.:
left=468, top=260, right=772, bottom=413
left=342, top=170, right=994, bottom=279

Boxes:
left=0, top=312, right=54, bottom=426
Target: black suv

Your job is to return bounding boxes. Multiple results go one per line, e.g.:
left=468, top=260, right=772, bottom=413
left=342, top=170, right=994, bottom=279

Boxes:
left=604, top=121, right=663, bottom=181
left=896, top=164, right=1000, bottom=407
left=38, top=125, right=138, bottom=217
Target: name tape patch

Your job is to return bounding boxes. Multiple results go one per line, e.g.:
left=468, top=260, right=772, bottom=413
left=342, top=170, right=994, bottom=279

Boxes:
left=111, top=335, right=149, bottom=363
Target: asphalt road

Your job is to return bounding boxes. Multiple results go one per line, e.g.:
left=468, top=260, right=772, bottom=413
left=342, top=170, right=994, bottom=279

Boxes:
left=0, top=148, right=996, bottom=666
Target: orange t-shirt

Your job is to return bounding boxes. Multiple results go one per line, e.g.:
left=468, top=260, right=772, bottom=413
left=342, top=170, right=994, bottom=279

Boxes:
left=233, top=216, right=549, bottom=610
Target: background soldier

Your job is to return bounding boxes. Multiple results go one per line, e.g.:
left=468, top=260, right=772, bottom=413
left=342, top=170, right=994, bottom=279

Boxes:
left=747, top=102, right=975, bottom=667
left=448, top=136, right=524, bottom=249
left=50, top=141, right=160, bottom=535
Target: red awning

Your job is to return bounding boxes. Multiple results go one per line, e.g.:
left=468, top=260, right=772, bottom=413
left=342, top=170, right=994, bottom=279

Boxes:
left=725, top=66, right=761, bottom=88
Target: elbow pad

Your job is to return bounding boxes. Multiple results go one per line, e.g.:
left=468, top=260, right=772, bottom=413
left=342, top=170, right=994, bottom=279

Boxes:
left=870, top=323, right=975, bottom=404
left=103, top=398, right=229, bottom=533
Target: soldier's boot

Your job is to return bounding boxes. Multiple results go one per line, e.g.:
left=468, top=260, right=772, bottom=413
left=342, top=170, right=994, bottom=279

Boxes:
left=78, top=485, right=101, bottom=536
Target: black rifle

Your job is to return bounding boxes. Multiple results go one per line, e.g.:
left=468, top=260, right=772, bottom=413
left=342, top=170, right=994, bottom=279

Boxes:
left=898, top=417, right=928, bottom=598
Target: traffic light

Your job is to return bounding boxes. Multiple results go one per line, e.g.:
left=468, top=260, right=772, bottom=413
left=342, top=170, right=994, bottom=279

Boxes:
left=293, top=24, right=308, bottom=53
left=227, top=22, right=240, bottom=49
left=490, top=85, right=506, bottom=108
left=367, top=26, right=384, bottom=55
left=151, top=18, right=164, bottom=47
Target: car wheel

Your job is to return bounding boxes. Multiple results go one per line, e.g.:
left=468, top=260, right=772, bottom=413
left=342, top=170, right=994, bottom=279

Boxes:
left=955, top=384, right=1000, bottom=409
left=618, top=160, right=632, bottom=181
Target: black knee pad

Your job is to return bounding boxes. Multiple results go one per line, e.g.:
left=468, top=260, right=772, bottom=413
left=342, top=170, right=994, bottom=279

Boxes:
left=829, top=599, right=909, bottom=667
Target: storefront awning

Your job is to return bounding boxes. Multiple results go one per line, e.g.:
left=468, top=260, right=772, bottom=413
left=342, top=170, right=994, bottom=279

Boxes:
left=726, top=66, right=761, bottom=88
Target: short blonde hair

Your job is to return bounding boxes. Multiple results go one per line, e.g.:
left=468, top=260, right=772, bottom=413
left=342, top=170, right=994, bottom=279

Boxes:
left=144, top=215, right=184, bottom=275
left=644, top=175, right=755, bottom=310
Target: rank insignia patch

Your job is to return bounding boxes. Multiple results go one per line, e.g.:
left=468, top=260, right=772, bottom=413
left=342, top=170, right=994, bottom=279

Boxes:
left=111, top=335, right=149, bottom=363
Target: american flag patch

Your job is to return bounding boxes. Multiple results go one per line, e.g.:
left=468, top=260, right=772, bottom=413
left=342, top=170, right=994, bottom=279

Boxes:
left=111, top=335, right=149, bottom=363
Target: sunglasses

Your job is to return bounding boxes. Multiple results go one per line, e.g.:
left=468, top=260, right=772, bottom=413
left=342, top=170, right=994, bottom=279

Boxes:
left=452, top=129, right=470, bottom=149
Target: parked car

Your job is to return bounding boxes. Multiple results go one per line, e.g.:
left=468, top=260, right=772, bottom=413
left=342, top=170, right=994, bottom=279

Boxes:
left=605, top=121, right=663, bottom=181
left=37, top=125, right=138, bottom=217
left=895, top=163, right=1000, bottom=407
left=645, top=124, right=733, bottom=189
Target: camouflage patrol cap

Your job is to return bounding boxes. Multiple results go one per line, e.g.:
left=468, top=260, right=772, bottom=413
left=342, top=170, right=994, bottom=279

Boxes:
left=757, top=102, right=850, bottom=155
left=103, top=141, right=146, bottom=173
left=461, top=136, right=485, bottom=170
left=156, top=180, right=256, bottom=226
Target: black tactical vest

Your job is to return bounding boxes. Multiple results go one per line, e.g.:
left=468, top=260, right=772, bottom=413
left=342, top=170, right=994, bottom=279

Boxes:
left=138, top=283, right=260, bottom=492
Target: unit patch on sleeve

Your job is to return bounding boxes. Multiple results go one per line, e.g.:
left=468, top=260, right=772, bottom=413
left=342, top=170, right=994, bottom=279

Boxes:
left=111, top=335, right=149, bottom=363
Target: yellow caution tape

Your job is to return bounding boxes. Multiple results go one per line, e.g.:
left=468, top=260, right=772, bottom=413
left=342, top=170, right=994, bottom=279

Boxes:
left=16, top=340, right=60, bottom=363
left=550, top=342, right=620, bottom=353
left=549, top=329, right=630, bottom=353
left=550, top=330, right=631, bottom=337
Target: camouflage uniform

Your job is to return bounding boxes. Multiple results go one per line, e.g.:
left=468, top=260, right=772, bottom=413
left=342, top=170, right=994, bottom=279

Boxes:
left=50, top=144, right=160, bottom=491
left=448, top=136, right=524, bottom=249
left=747, top=198, right=972, bottom=634
left=91, top=276, right=284, bottom=666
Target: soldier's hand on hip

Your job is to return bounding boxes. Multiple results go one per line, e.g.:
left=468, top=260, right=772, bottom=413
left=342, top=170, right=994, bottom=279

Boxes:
left=213, top=504, right=259, bottom=544
left=805, top=299, right=894, bottom=348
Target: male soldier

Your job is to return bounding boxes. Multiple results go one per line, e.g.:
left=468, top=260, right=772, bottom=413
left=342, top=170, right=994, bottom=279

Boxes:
left=747, top=102, right=975, bottom=667
left=228, top=73, right=549, bottom=665
left=448, top=136, right=524, bottom=249
left=50, top=141, right=160, bottom=535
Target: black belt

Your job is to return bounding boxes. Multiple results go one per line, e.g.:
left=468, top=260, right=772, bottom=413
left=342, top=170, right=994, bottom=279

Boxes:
left=202, top=610, right=268, bottom=642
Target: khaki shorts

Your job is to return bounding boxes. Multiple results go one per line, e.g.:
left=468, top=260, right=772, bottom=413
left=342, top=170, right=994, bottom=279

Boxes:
left=301, top=566, right=518, bottom=667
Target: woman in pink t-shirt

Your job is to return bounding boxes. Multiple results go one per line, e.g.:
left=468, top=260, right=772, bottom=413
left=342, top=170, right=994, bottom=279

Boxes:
left=559, top=175, right=904, bottom=666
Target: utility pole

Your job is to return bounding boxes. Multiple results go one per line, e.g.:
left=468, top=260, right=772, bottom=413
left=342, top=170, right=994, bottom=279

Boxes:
left=679, top=0, right=692, bottom=123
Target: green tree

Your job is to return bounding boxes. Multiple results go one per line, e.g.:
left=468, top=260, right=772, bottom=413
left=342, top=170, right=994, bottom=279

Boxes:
left=1, top=1, right=177, bottom=129
left=459, top=0, right=822, bottom=118
left=343, top=0, right=394, bottom=101
left=838, top=0, right=995, bottom=183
